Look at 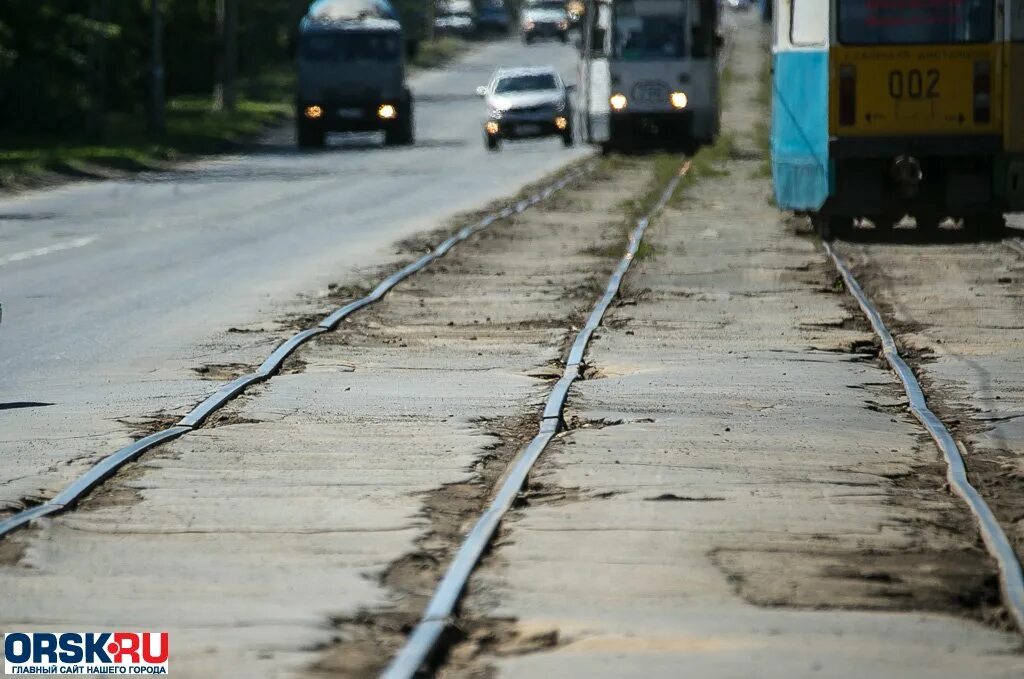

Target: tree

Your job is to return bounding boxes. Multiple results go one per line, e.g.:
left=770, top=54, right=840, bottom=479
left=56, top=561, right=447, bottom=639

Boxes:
left=214, top=0, right=238, bottom=112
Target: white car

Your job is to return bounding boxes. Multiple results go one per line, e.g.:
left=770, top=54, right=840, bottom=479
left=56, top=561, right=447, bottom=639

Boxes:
left=521, top=0, right=569, bottom=43
left=476, top=67, right=574, bottom=151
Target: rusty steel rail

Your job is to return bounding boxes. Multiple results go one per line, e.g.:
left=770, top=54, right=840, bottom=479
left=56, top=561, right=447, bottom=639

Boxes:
left=381, top=160, right=692, bottom=679
left=0, top=161, right=595, bottom=539
left=825, top=242, right=1024, bottom=634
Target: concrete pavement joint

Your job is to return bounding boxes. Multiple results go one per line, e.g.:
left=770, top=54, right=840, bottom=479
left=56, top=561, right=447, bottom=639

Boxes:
left=0, top=161, right=595, bottom=540
left=825, top=241, right=1024, bottom=634
left=381, top=161, right=691, bottom=679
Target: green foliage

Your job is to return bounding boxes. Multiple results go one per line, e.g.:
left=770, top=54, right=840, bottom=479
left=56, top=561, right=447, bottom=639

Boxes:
left=410, top=36, right=467, bottom=69
left=0, top=0, right=301, bottom=137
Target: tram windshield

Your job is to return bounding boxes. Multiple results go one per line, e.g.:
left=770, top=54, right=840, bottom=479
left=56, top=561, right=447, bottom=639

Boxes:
left=838, top=0, right=995, bottom=45
left=613, top=0, right=687, bottom=59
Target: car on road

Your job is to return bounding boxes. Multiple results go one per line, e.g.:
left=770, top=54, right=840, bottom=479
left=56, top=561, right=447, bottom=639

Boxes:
left=477, top=0, right=512, bottom=35
left=434, top=0, right=477, bottom=36
left=477, top=67, right=574, bottom=151
left=520, top=0, right=569, bottom=43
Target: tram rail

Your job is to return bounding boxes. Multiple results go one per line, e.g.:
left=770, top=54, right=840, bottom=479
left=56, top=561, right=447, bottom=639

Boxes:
left=381, top=195, right=1024, bottom=679
left=382, top=160, right=692, bottom=679
left=0, top=161, right=595, bottom=539
left=825, top=242, right=1024, bottom=633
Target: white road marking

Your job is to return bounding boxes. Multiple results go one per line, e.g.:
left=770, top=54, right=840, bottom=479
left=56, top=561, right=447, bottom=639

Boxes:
left=0, top=236, right=98, bottom=267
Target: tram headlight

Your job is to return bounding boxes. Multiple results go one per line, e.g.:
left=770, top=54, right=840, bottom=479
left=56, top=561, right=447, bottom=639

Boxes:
left=670, top=91, right=688, bottom=109
left=609, top=93, right=627, bottom=111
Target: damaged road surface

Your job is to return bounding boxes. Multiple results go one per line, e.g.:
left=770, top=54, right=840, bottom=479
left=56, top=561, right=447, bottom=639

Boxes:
left=440, top=15, right=1024, bottom=679
left=0, top=37, right=586, bottom=521
left=0, top=148, right=659, bottom=674
left=3, top=10, right=1024, bottom=679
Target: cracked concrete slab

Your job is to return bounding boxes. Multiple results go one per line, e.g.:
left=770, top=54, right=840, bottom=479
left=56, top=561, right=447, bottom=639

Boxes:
left=0, top=154, right=657, bottom=677
left=447, top=13, right=1024, bottom=678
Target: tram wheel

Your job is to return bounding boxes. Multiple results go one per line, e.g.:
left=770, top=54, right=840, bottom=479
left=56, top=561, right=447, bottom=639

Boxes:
left=963, top=213, right=1005, bottom=240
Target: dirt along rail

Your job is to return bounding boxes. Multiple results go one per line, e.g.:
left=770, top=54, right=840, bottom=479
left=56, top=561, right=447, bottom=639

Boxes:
left=381, top=161, right=692, bottom=678
left=825, top=243, right=1024, bottom=631
left=0, top=162, right=593, bottom=539
left=421, top=11, right=1024, bottom=679
left=1, top=151, right=680, bottom=676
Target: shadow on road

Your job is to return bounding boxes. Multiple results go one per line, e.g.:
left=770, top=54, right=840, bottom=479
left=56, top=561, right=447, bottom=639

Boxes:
left=0, top=402, right=54, bottom=411
left=839, top=225, right=1013, bottom=246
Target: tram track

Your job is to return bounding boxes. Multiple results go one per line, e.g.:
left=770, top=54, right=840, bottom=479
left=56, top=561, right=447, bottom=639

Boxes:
left=381, top=160, right=691, bottom=679
left=376, top=176, right=1024, bottom=679
left=1005, top=235, right=1024, bottom=257
left=0, top=160, right=595, bottom=540
left=825, top=242, right=1024, bottom=633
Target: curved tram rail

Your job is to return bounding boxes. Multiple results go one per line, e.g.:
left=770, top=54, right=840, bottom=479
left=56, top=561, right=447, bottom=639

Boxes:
left=383, top=180, right=1024, bottom=678
left=825, top=243, right=1024, bottom=633
left=0, top=162, right=595, bottom=539
left=382, top=160, right=692, bottom=679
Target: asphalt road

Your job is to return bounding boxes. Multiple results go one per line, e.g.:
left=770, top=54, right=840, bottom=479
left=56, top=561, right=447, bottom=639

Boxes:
left=0, top=36, right=587, bottom=515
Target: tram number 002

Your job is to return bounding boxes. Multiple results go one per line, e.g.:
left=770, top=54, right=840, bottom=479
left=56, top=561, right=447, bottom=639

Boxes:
left=888, top=69, right=939, bottom=100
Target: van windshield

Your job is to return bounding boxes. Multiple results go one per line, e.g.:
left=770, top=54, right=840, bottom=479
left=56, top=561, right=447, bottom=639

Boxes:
left=613, top=0, right=687, bottom=59
left=838, top=0, right=995, bottom=45
left=300, top=32, right=401, bottom=61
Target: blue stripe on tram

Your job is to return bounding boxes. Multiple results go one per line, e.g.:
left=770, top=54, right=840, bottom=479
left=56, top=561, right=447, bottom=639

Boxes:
left=771, top=49, right=830, bottom=212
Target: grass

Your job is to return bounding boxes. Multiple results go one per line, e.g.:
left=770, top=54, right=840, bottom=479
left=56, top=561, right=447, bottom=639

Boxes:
left=410, top=36, right=469, bottom=70
left=0, top=67, right=295, bottom=189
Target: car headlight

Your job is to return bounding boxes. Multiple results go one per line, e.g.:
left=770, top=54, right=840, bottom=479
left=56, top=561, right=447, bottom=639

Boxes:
left=558, top=21, right=568, bottom=29
left=524, top=20, right=535, bottom=29
left=669, top=92, right=688, bottom=109
left=489, top=108, right=504, bottom=120
left=609, top=93, right=627, bottom=111
left=555, top=101, right=566, bottom=112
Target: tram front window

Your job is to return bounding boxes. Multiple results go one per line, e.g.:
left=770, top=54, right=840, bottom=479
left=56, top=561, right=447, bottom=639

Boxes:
left=838, top=0, right=994, bottom=45
left=613, top=0, right=686, bottom=59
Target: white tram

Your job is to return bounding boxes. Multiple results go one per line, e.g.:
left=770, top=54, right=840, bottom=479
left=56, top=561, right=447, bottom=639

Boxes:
left=577, top=0, right=722, bottom=152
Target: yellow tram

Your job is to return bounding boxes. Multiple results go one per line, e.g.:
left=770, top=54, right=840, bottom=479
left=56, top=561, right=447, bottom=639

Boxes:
left=771, top=0, right=1024, bottom=238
